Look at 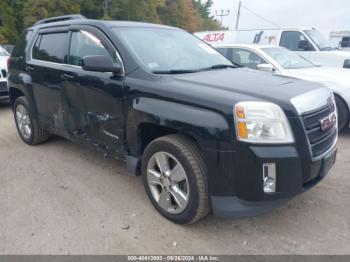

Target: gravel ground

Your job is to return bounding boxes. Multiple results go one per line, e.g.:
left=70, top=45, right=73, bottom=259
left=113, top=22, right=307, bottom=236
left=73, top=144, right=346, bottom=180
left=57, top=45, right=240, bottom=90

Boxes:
left=0, top=103, right=349, bottom=255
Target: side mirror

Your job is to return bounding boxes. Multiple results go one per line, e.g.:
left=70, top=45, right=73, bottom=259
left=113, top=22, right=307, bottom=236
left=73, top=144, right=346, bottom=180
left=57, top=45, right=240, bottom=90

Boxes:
left=82, top=55, right=122, bottom=74
left=298, top=40, right=311, bottom=51
left=257, top=63, right=275, bottom=72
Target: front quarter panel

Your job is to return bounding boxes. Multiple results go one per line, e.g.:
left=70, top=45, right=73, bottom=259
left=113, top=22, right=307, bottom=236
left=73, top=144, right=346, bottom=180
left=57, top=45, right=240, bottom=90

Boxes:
left=126, top=96, right=232, bottom=155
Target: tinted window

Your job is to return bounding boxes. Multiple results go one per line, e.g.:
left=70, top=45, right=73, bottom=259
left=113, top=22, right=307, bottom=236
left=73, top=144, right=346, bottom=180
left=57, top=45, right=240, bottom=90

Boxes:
left=342, top=37, right=350, bottom=47
left=12, top=30, right=33, bottom=58
left=216, top=48, right=229, bottom=56
left=230, top=48, right=267, bottom=69
left=280, top=31, right=313, bottom=51
left=69, top=30, right=113, bottom=66
left=33, top=33, right=68, bottom=63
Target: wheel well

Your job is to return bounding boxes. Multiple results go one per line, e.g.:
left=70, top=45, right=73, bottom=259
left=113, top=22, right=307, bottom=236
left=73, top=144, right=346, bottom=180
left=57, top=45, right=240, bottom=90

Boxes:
left=138, top=123, right=200, bottom=155
left=334, top=93, right=350, bottom=116
left=9, top=88, right=24, bottom=108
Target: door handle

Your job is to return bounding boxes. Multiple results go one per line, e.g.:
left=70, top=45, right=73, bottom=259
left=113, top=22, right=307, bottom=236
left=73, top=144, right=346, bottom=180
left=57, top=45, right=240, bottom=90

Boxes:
left=61, top=73, right=75, bottom=80
left=26, top=65, right=35, bottom=71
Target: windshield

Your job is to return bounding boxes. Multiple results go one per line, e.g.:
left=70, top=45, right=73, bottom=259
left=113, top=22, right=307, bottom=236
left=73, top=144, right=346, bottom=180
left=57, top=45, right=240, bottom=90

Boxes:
left=262, top=47, right=315, bottom=69
left=304, top=30, right=334, bottom=51
left=113, top=27, right=232, bottom=73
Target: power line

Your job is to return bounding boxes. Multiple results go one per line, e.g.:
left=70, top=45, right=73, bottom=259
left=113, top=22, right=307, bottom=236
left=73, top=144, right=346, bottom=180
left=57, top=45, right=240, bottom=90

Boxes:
left=241, top=4, right=280, bottom=28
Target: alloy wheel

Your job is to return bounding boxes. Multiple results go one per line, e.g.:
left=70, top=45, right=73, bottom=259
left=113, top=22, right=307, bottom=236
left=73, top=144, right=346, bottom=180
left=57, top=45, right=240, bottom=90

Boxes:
left=147, top=152, right=190, bottom=214
left=16, top=104, right=32, bottom=140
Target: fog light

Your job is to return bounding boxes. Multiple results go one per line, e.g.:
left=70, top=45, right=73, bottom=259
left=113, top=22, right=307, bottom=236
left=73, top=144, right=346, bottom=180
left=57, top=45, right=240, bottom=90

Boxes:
left=263, top=163, right=276, bottom=193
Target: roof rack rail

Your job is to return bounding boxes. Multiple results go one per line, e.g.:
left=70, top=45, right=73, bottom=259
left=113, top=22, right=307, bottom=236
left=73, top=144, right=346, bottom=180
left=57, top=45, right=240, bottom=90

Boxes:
left=33, top=14, right=86, bottom=26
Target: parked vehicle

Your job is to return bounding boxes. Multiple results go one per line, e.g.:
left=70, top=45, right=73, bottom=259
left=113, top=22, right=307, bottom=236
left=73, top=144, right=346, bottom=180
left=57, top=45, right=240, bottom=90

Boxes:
left=214, top=44, right=350, bottom=130
left=8, top=15, right=337, bottom=224
left=195, top=28, right=350, bottom=69
left=1, top=45, right=14, bottom=55
left=330, top=31, right=350, bottom=51
left=0, top=46, right=9, bottom=101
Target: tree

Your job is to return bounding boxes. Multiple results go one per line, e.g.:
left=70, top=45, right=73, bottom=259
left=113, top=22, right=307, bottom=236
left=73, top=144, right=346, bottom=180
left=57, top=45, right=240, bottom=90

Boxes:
left=0, top=0, right=19, bottom=44
left=192, top=0, right=222, bottom=31
left=81, top=0, right=104, bottom=19
left=0, top=0, right=222, bottom=44
left=23, top=0, right=80, bottom=27
left=183, top=0, right=201, bottom=32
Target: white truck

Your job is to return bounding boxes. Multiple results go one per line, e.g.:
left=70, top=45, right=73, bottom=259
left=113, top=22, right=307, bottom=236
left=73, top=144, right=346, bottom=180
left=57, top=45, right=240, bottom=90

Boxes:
left=329, top=30, right=350, bottom=51
left=195, top=28, right=350, bottom=69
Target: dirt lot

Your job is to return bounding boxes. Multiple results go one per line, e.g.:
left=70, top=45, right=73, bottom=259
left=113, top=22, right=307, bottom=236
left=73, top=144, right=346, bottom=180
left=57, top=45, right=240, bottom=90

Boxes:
left=0, top=102, right=349, bottom=255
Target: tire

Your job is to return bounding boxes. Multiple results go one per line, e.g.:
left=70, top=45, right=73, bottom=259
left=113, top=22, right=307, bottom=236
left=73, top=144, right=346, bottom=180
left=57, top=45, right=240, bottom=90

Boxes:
left=142, top=134, right=211, bottom=224
left=14, top=96, right=49, bottom=145
left=335, top=95, right=349, bottom=131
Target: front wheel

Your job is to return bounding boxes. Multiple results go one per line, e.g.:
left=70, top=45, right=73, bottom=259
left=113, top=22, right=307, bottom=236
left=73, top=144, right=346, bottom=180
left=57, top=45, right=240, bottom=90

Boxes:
left=142, top=135, right=210, bottom=224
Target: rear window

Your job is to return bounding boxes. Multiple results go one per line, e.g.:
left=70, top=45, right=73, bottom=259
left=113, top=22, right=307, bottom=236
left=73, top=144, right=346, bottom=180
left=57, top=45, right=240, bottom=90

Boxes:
left=11, top=30, right=33, bottom=58
left=32, top=32, right=68, bottom=63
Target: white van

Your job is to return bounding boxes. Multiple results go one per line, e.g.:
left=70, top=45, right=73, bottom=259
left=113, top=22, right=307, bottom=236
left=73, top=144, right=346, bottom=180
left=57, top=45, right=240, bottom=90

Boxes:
left=195, top=28, right=350, bottom=69
left=330, top=30, right=350, bottom=51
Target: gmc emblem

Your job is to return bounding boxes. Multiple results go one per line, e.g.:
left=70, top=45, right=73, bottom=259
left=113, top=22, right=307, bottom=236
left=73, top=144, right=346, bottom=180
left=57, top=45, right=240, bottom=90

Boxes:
left=320, top=112, right=337, bottom=131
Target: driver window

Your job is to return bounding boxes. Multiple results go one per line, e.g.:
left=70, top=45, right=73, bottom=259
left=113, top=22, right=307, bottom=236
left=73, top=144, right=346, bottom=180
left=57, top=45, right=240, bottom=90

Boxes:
left=280, top=31, right=313, bottom=51
left=69, top=30, right=115, bottom=66
left=231, top=48, right=267, bottom=69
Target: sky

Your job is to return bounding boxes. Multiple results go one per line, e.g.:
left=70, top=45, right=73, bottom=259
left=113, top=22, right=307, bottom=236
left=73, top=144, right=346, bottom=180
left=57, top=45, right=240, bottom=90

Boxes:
left=210, top=0, right=350, bottom=36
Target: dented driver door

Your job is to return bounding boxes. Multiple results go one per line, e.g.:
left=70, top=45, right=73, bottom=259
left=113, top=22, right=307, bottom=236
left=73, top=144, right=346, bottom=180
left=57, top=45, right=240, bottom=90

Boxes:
left=61, top=27, right=126, bottom=156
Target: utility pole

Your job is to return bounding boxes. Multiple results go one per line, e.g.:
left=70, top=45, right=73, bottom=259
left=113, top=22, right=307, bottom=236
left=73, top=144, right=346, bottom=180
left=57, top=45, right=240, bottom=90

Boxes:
left=235, top=0, right=242, bottom=30
left=215, top=9, right=231, bottom=26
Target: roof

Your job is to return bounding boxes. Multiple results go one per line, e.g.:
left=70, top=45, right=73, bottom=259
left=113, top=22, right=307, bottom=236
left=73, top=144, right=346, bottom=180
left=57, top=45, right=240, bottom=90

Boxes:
left=29, top=15, right=178, bottom=31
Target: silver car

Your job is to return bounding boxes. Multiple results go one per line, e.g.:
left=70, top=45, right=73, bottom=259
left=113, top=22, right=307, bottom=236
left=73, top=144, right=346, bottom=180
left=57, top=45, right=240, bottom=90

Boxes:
left=0, top=46, right=9, bottom=101
left=215, top=44, right=350, bottom=130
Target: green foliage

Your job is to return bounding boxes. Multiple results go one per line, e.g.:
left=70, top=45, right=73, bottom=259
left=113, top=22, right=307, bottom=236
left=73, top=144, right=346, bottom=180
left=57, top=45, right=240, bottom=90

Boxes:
left=0, top=0, right=222, bottom=44
left=0, top=0, right=22, bottom=44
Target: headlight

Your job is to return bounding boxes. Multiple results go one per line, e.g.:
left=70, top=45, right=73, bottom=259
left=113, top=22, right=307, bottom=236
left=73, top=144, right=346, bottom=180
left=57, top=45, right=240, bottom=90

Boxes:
left=234, top=101, right=294, bottom=144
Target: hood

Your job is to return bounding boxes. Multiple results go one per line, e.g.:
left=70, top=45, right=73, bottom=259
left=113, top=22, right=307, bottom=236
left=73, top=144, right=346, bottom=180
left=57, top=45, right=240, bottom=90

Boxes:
left=328, top=50, right=350, bottom=58
left=283, top=67, right=350, bottom=92
left=173, top=68, right=323, bottom=101
left=167, top=68, right=328, bottom=117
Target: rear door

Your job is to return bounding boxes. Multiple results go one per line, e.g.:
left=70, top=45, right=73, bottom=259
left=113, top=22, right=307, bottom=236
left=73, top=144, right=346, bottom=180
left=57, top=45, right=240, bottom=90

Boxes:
left=61, top=26, right=126, bottom=155
left=29, top=29, right=69, bottom=132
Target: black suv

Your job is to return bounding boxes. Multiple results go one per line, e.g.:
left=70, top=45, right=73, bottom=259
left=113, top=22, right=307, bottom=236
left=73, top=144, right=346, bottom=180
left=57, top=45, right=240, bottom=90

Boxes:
left=8, top=15, right=337, bottom=224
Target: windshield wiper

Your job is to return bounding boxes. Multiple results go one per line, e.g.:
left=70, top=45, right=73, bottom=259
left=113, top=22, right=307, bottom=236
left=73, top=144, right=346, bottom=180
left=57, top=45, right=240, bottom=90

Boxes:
left=152, top=64, right=237, bottom=74
left=199, top=64, right=238, bottom=71
left=152, top=69, right=199, bottom=74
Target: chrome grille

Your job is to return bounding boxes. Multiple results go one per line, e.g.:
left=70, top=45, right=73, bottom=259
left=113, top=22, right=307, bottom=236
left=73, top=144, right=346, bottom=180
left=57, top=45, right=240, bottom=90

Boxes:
left=302, top=103, right=337, bottom=159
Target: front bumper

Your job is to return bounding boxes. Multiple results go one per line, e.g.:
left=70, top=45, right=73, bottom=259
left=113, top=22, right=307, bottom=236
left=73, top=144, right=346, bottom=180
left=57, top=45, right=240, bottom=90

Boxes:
left=205, top=144, right=337, bottom=218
